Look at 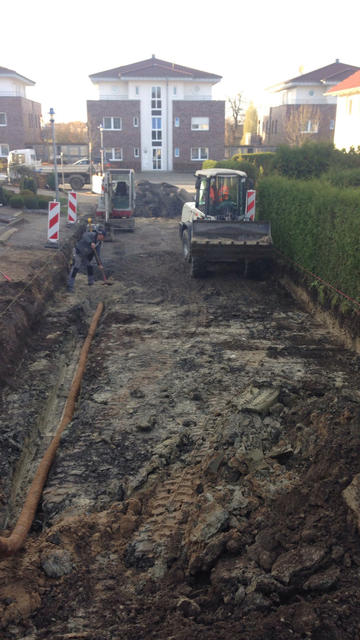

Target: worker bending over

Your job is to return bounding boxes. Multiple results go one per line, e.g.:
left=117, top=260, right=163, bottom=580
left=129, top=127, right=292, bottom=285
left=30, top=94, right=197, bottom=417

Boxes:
left=67, top=226, right=106, bottom=292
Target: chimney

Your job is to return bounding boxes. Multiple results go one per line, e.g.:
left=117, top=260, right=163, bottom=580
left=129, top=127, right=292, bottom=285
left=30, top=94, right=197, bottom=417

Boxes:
left=335, top=58, right=340, bottom=63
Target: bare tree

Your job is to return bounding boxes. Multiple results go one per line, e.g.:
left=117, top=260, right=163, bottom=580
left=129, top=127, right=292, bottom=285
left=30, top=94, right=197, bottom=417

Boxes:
left=284, top=105, right=321, bottom=146
left=226, top=93, right=245, bottom=146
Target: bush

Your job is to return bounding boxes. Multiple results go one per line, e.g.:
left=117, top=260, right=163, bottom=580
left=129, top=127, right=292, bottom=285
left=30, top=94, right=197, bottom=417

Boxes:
left=258, top=175, right=360, bottom=300
left=22, top=193, right=39, bottom=209
left=19, top=174, right=37, bottom=194
left=9, top=195, right=24, bottom=209
left=203, top=157, right=258, bottom=183
left=325, top=168, right=360, bottom=188
left=272, top=142, right=334, bottom=179
left=46, top=173, right=56, bottom=190
left=233, top=152, right=275, bottom=176
left=37, top=195, right=53, bottom=209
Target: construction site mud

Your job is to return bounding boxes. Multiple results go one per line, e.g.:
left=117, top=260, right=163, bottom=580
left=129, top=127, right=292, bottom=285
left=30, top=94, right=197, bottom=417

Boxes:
left=1, top=212, right=360, bottom=639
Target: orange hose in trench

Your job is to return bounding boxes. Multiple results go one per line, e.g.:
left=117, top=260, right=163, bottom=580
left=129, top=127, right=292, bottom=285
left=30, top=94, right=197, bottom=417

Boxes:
left=0, top=301, right=104, bottom=556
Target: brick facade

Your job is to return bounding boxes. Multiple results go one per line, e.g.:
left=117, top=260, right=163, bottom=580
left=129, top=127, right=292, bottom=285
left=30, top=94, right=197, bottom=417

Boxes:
left=172, top=100, right=225, bottom=171
left=87, top=100, right=141, bottom=170
left=263, top=104, right=336, bottom=145
left=0, top=97, right=42, bottom=152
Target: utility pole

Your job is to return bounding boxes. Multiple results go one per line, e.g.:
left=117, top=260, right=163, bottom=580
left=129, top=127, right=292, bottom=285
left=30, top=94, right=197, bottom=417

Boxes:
left=99, top=124, right=104, bottom=175
left=49, top=107, right=59, bottom=202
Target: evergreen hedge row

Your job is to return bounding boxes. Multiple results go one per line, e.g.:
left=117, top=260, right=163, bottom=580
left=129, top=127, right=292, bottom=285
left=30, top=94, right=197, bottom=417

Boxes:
left=258, top=176, right=360, bottom=301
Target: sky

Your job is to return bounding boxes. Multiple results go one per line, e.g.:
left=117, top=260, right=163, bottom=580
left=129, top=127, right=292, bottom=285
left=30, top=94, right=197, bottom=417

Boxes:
left=3, top=0, right=359, bottom=123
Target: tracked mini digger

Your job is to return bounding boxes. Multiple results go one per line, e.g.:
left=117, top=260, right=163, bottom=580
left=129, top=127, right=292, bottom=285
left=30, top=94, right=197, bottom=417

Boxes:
left=179, top=169, right=273, bottom=277
left=94, top=168, right=135, bottom=238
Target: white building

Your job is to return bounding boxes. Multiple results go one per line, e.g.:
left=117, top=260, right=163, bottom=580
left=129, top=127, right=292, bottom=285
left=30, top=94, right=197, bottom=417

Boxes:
left=326, top=70, right=360, bottom=151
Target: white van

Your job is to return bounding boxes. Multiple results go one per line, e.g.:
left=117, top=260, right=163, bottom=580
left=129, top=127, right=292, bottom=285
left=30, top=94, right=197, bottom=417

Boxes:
left=7, top=149, right=41, bottom=181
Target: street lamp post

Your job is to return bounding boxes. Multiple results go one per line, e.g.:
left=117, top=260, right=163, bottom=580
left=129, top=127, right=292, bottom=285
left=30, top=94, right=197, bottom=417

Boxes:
left=49, top=107, right=59, bottom=202
left=99, top=124, right=104, bottom=175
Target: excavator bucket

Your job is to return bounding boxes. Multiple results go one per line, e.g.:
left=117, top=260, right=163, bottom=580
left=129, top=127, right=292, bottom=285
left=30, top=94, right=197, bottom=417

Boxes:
left=191, top=220, right=273, bottom=263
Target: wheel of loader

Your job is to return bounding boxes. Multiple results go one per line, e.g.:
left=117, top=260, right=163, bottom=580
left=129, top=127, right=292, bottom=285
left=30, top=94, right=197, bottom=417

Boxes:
left=182, top=229, right=191, bottom=262
left=191, top=257, right=207, bottom=278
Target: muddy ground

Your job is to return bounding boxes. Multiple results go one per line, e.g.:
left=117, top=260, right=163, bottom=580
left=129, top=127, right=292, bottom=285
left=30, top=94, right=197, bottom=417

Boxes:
left=1, top=212, right=360, bottom=639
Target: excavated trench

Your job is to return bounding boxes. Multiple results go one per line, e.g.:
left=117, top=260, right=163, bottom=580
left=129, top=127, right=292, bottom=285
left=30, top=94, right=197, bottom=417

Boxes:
left=1, top=213, right=360, bottom=639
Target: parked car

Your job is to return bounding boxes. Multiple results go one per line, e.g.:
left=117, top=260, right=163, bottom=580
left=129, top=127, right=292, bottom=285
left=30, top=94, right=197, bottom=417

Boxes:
left=73, top=158, right=89, bottom=165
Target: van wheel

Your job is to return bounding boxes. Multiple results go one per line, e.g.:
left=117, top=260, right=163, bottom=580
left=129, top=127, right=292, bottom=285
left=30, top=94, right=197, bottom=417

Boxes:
left=69, top=175, right=85, bottom=191
left=182, top=229, right=191, bottom=262
left=191, top=257, right=207, bottom=278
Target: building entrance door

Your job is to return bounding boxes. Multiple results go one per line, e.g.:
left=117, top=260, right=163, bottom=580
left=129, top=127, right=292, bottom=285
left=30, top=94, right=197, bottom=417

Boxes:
left=152, top=148, right=162, bottom=170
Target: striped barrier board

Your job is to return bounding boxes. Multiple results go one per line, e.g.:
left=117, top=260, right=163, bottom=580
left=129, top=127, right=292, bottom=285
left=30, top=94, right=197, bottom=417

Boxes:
left=47, top=201, right=60, bottom=246
left=245, top=190, right=256, bottom=221
left=67, top=191, right=77, bottom=224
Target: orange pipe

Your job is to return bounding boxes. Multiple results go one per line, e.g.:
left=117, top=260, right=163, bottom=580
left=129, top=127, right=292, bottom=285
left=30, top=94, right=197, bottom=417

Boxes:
left=0, top=301, right=104, bottom=556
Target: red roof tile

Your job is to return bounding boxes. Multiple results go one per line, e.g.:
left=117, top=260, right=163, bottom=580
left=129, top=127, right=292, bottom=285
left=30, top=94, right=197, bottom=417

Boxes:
left=326, top=69, right=360, bottom=94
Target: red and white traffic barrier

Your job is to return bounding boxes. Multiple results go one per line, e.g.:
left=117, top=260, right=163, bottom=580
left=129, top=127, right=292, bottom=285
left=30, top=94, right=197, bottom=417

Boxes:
left=47, top=201, right=60, bottom=245
left=67, top=191, right=77, bottom=224
left=245, top=189, right=256, bottom=221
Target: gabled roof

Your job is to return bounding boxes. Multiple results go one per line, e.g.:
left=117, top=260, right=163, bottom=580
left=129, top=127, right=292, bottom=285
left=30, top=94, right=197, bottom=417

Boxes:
left=268, top=61, right=359, bottom=92
left=89, top=56, right=222, bottom=83
left=326, top=69, right=360, bottom=95
left=0, top=66, right=35, bottom=85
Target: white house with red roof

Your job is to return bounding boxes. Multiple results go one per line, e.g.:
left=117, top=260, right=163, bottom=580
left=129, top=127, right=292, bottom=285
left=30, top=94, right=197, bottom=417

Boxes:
left=87, top=55, right=225, bottom=171
left=326, top=70, right=360, bottom=151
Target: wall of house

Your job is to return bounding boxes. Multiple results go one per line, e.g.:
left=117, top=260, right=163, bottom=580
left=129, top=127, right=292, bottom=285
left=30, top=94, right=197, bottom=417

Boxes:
left=0, top=77, right=26, bottom=97
left=172, top=100, right=225, bottom=171
left=276, top=86, right=337, bottom=106
left=263, top=104, right=336, bottom=145
left=0, top=97, right=42, bottom=152
left=87, top=99, right=141, bottom=170
left=333, top=93, right=360, bottom=150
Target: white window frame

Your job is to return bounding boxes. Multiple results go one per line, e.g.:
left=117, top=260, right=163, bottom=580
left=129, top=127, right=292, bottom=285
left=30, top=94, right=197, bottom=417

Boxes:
left=0, top=113, right=7, bottom=126
left=134, top=147, right=140, bottom=158
left=0, top=143, right=9, bottom=156
left=174, top=117, right=180, bottom=128
left=133, top=116, right=139, bottom=127
left=103, top=116, right=122, bottom=130
left=301, top=120, right=319, bottom=134
left=174, top=147, right=180, bottom=158
left=104, top=148, right=123, bottom=162
left=191, top=147, right=209, bottom=161
left=191, top=117, right=209, bottom=131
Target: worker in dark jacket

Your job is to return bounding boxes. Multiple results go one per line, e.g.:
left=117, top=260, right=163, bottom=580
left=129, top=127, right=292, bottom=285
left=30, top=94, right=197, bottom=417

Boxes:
left=67, top=226, right=106, bottom=292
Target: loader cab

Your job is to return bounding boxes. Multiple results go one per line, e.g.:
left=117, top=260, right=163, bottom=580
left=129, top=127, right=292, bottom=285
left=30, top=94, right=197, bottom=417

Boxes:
left=195, top=169, right=248, bottom=221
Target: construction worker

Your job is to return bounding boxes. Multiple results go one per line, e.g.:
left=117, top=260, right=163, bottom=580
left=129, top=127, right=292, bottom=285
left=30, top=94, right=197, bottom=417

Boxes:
left=67, top=226, right=106, bottom=292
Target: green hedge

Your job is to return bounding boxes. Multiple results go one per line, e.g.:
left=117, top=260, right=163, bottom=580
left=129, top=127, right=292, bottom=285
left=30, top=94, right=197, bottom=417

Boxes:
left=325, top=168, right=360, bottom=188
left=258, top=176, right=360, bottom=300
left=202, top=157, right=258, bottom=183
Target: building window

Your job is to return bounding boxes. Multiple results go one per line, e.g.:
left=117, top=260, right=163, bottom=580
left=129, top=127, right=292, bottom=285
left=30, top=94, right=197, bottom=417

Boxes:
left=151, top=86, right=161, bottom=110
left=302, top=120, right=319, bottom=133
left=173, top=87, right=177, bottom=95
left=133, top=116, right=139, bottom=127
left=174, top=117, right=180, bottom=128
left=191, top=147, right=209, bottom=161
left=103, top=117, right=122, bottom=130
left=329, top=119, right=335, bottom=130
left=105, top=148, right=123, bottom=161
left=134, top=147, right=140, bottom=158
left=191, top=117, right=209, bottom=131
left=174, top=147, right=180, bottom=157
left=0, top=144, right=9, bottom=156
left=135, top=86, right=139, bottom=95
left=0, top=113, right=7, bottom=126
left=152, top=117, right=162, bottom=143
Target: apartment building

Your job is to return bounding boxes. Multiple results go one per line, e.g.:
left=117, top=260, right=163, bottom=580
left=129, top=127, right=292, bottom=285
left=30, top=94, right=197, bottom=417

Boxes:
left=87, top=56, right=225, bottom=171
left=263, top=60, right=359, bottom=146
left=0, top=66, right=42, bottom=160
